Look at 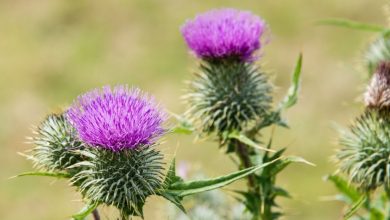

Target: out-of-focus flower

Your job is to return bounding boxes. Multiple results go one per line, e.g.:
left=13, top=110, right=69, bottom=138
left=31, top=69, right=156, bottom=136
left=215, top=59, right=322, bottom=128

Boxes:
left=181, top=8, right=267, bottom=61
left=364, top=61, right=390, bottom=108
left=67, top=85, right=166, bottom=151
left=337, top=109, right=390, bottom=191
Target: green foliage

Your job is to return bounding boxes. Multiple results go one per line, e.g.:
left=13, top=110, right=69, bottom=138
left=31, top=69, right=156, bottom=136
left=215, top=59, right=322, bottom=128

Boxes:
left=70, top=146, right=165, bottom=219
left=248, top=53, right=303, bottom=136
left=278, top=53, right=303, bottom=111
left=316, top=18, right=388, bottom=33
left=28, top=113, right=85, bottom=174
left=72, top=202, right=99, bottom=220
left=160, top=158, right=281, bottom=214
left=169, top=112, right=194, bottom=135
left=227, top=131, right=275, bottom=152
left=344, top=196, right=367, bottom=220
left=14, top=171, right=71, bottom=179
left=184, top=59, right=272, bottom=136
left=325, top=175, right=361, bottom=204
left=326, top=175, right=389, bottom=220
left=337, top=109, right=390, bottom=191
left=245, top=152, right=313, bottom=220
left=165, top=159, right=279, bottom=197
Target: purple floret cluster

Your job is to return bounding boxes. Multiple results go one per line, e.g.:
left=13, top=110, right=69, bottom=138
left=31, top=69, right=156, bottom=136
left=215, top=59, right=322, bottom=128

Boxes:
left=181, top=8, right=267, bottom=61
left=67, top=85, right=166, bottom=152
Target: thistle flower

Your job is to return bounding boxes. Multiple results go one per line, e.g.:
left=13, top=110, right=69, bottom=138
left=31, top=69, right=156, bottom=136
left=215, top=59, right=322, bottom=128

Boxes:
left=30, top=113, right=84, bottom=173
left=67, top=85, right=166, bottom=151
left=181, top=9, right=272, bottom=136
left=337, top=109, right=390, bottom=191
left=181, top=8, right=267, bottom=61
left=67, top=85, right=167, bottom=218
left=364, top=61, right=390, bottom=109
left=338, top=62, right=390, bottom=191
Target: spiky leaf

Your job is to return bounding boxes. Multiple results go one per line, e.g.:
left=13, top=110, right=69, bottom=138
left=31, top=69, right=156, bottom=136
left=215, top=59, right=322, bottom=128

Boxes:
left=165, top=159, right=279, bottom=198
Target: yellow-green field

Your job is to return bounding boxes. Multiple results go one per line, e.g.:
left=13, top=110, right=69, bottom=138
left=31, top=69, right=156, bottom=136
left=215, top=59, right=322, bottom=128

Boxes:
left=0, top=0, right=388, bottom=219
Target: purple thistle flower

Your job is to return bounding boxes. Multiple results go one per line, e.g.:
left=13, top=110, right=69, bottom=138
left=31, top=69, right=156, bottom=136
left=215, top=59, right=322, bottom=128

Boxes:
left=67, top=85, right=166, bottom=152
left=181, top=8, right=267, bottom=61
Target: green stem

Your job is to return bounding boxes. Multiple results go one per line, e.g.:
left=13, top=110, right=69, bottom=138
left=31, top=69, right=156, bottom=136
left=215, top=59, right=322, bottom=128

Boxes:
left=234, top=140, right=263, bottom=220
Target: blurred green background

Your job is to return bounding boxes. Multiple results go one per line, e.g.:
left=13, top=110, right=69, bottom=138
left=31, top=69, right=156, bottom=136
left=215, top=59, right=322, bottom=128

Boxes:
left=0, top=0, right=388, bottom=219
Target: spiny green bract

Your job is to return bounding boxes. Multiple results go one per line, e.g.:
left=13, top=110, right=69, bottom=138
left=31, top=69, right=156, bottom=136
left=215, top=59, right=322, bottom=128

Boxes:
left=337, top=109, right=390, bottom=191
left=30, top=113, right=84, bottom=173
left=184, top=59, right=272, bottom=136
left=71, top=146, right=165, bottom=218
left=365, top=34, right=390, bottom=75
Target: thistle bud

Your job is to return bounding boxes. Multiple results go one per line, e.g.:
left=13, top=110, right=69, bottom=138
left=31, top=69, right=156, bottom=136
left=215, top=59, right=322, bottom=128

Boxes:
left=67, top=85, right=167, bottom=218
left=365, top=35, right=390, bottom=74
left=337, top=109, right=390, bottom=191
left=30, top=113, right=84, bottom=173
left=364, top=61, right=390, bottom=109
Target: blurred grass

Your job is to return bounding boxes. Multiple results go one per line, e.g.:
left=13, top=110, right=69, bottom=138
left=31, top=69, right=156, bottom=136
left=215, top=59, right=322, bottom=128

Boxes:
left=0, top=0, right=388, bottom=219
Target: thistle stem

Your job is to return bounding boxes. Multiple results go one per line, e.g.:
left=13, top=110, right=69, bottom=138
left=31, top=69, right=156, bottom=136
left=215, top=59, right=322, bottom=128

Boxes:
left=234, top=140, right=264, bottom=219
left=92, top=209, right=100, bottom=220
left=235, top=140, right=256, bottom=187
left=234, top=139, right=275, bottom=220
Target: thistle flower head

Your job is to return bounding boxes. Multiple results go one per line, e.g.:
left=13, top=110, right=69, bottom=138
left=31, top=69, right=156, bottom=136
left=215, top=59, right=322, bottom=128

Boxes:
left=181, top=8, right=267, bottom=61
left=30, top=114, right=84, bottom=173
left=337, top=109, right=390, bottom=191
left=364, top=61, right=390, bottom=109
left=67, top=85, right=166, bottom=151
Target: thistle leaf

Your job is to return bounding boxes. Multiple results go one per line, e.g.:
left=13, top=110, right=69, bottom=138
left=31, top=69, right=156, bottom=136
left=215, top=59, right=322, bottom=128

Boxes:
left=165, top=159, right=279, bottom=197
left=159, top=191, right=186, bottom=213
left=163, top=158, right=183, bottom=186
left=72, top=202, right=99, bottom=220
left=12, top=171, right=71, bottom=179
left=316, top=18, right=388, bottom=33
left=266, top=156, right=314, bottom=177
left=278, top=53, right=303, bottom=111
left=227, top=131, right=275, bottom=152
left=325, top=175, right=361, bottom=204
left=343, top=196, right=367, bottom=220
left=273, top=186, right=292, bottom=198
